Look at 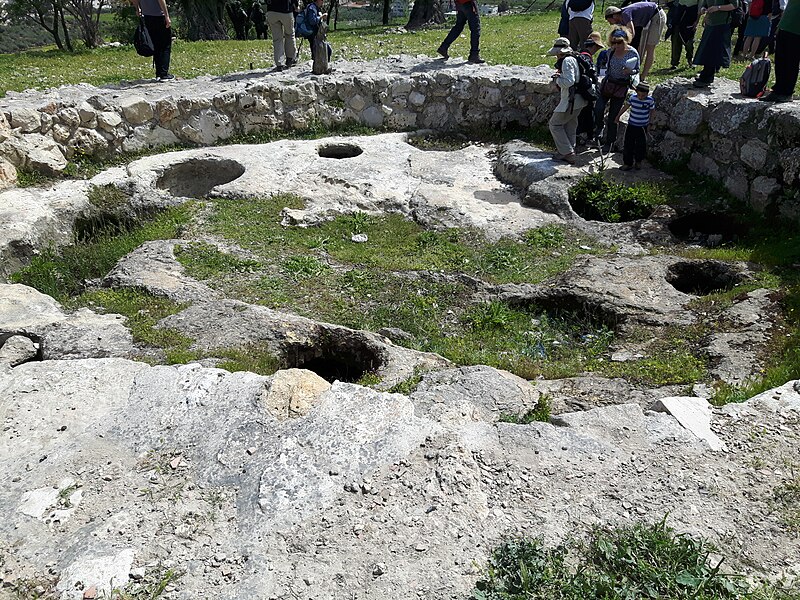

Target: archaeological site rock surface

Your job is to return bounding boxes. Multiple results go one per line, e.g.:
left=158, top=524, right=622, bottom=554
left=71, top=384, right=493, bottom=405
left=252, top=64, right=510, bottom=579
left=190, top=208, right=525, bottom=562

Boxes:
left=1, top=60, right=798, bottom=599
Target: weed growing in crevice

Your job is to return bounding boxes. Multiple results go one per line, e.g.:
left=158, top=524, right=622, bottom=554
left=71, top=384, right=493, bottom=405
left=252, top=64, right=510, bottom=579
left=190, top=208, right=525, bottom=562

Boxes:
left=109, top=565, right=180, bottom=599
left=772, top=467, right=800, bottom=534
left=388, top=371, right=425, bottom=395
left=498, top=394, right=552, bottom=424
left=569, top=172, right=665, bottom=223
left=474, top=517, right=749, bottom=600
left=174, top=242, right=261, bottom=280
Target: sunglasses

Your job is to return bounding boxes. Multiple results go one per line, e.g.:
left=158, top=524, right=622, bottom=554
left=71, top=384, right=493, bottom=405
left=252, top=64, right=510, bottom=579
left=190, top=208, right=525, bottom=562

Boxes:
left=611, top=39, right=624, bottom=44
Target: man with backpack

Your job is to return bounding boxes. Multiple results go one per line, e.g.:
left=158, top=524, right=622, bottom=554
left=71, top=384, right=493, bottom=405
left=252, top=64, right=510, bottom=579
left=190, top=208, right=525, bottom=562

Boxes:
left=576, top=32, right=603, bottom=145
left=547, top=37, right=593, bottom=164
left=567, top=0, right=595, bottom=50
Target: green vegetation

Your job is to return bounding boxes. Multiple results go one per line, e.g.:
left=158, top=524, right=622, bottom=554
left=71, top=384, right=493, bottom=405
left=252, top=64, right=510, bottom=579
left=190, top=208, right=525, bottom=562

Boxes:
left=110, top=566, right=179, bottom=600
left=773, top=467, right=800, bottom=534
left=3, top=13, right=798, bottom=97
left=474, top=518, right=791, bottom=600
left=499, top=394, right=552, bottom=424
left=388, top=371, right=425, bottom=395
left=11, top=205, right=192, bottom=301
left=568, top=172, right=666, bottom=223
left=215, top=344, right=282, bottom=376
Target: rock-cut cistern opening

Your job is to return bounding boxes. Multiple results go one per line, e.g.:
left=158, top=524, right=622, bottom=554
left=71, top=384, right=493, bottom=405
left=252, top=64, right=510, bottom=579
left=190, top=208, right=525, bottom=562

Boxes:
left=156, top=157, right=246, bottom=198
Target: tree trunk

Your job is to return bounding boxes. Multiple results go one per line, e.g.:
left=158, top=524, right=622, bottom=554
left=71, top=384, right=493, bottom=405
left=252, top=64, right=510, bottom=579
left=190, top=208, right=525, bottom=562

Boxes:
left=382, top=0, right=390, bottom=25
left=57, top=1, right=73, bottom=51
left=178, top=0, right=228, bottom=40
left=405, top=0, right=444, bottom=29
left=64, top=0, right=104, bottom=48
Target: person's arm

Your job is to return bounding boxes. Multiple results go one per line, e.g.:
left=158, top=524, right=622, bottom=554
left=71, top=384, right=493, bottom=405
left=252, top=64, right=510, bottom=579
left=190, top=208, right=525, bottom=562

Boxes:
left=556, top=56, right=579, bottom=88
left=705, top=1, right=736, bottom=14
left=621, top=12, right=636, bottom=37
left=130, top=0, right=141, bottom=17
left=158, top=0, right=171, bottom=27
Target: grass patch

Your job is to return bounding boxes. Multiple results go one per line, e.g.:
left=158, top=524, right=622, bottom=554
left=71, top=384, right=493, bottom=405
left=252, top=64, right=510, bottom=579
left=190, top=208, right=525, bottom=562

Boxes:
left=568, top=172, right=666, bottom=223
left=388, top=371, right=424, bottom=395
left=474, top=517, right=749, bottom=600
left=215, top=344, right=282, bottom=376
left=174, top=241, right=261, bottom=280
left=499, top=394, right=552, bottom=424
left=74, top=288, right=195, bottom=361
left=11, top=204, right=193, bottom=302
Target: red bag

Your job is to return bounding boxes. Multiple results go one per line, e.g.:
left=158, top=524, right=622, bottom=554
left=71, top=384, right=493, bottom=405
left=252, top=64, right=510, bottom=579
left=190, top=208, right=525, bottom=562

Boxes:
left=750, top=0, right=765, bottom=18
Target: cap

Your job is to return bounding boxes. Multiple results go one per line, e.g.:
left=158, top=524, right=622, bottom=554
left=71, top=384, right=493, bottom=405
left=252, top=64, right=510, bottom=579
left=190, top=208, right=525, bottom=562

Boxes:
left=604, top=6, right=622, bottom=17
left=546, top=37, right=572, bottom=56
left=635, top=82, right=650, bottom=93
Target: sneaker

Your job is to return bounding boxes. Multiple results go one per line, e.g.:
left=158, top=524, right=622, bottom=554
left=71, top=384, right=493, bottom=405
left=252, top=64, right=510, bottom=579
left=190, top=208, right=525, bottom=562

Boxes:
left=692, top=79, right=711, bottom=88
left=436, top=46, right=449, bottom=60
left=620, top=164, right=633, bottom=171
left=286, top=58, right=297, bottom=67
left=468, top=55, right=486, bottom=64
left=274, top=64, right=285, bottom=72
left=158, top=73, right=176, bottom=81
left=760, top=92, right=792, bottom=103
left=559, top=152, right=576, bottom=165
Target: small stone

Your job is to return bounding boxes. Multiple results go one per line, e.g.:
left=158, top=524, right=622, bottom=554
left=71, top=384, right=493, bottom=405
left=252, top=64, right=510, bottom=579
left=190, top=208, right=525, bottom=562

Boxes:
left=246, top=446, right=257, bottom=455
left=129, top=567, right=146, bottom=581
left=83, top=586, right=98, bottom=599
left=372, top=563, right=386, bottom=576
left=351, top=233, right=368, bottom=243
left=414, top=543, right=428, bottom=552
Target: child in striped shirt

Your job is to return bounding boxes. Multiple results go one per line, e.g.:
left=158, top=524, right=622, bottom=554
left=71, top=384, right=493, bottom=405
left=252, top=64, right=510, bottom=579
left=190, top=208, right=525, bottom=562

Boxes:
left=615, top=82, right=656, bottom=170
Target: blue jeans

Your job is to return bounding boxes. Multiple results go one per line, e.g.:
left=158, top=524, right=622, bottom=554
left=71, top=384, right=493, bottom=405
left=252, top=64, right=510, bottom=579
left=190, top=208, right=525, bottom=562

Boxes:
left=440, top=1, right=481, bottom=57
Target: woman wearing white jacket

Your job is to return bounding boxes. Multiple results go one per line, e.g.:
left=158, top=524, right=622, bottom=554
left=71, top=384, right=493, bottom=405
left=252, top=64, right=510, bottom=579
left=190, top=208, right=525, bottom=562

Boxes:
left=547, top=37, right=587, bottom=164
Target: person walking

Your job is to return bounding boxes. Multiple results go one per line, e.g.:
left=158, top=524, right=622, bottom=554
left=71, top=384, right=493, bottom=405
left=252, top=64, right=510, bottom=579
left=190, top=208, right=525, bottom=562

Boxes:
left=130, top=0, right=174, bottom=81
left=567, top=0, right=595, bottom=50
left=615, top=81, right=655, bottom=170
left=761, top=0, right=799, bottom=101
left=547, top=37, right=589, bottom=164
left=227, top=0, right=249, bottom=39
left=692, top=0, right=740, bottom=87
left=604, top=2, right=667, bottom=80
left=669, top=0, right=700, bottom=68
left=436, top=0, right=485, bottom=64
left=250, top=1, right=268, bottom=39
left=595, top=28, right=640, bottom=150
left=267, top=0, right=298, bottom=69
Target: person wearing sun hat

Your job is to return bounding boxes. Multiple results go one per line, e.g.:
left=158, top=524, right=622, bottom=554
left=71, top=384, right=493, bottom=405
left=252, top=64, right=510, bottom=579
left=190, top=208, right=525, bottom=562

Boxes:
left=547, top=37, right=587, bottom=164
left=604, top=2, right=666, bottom=80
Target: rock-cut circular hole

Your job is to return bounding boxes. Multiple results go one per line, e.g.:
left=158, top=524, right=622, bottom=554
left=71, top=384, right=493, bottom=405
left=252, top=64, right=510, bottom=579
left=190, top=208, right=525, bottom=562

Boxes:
left=156, top=158, right=245, bottom=198
left=666, top=260, right=742, bottom=296
left=281, top=333, right=383, bottom=383
left=317, top=143, right=363, bottom=159
left=668, top=211, right=748, bottom=245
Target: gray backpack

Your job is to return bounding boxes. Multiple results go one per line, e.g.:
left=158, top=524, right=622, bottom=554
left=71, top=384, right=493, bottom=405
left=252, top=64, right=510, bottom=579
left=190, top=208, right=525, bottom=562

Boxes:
left=740, top=56, right=771, bottom=98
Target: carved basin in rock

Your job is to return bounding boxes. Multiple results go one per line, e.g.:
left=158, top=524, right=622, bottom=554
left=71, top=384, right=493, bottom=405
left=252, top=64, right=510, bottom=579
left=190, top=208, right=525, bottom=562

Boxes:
left=281, top=332, right=384, bottom=383
left=506, top=293, right=623, bottom=333
left=668, top=211, right=748, bottom=245
left=317, top=142, right=363, bottom=159
left=666, top=260, right=743, bottom=295
left=156, top=158, right=245, bottom=197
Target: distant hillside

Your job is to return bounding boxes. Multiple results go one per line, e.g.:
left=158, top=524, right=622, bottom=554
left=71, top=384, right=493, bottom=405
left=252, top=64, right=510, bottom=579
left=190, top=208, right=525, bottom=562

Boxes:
left=0, top=22, right=54, bottom=54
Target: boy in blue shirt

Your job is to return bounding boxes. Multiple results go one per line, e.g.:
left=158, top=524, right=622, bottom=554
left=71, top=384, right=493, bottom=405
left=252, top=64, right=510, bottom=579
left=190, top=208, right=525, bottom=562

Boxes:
left=615, top=81, right=656, bottom=170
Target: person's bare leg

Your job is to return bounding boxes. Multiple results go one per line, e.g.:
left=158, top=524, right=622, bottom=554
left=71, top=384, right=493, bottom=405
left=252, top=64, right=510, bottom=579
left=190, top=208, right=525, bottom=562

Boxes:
left=642, top=44, right=656, bottom=80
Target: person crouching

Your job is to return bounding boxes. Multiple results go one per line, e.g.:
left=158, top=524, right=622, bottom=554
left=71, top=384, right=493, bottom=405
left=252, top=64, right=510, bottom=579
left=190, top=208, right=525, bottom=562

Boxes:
left=615, top=81, right=655, bottom=170
left=547, top=37, right=587, bottom=165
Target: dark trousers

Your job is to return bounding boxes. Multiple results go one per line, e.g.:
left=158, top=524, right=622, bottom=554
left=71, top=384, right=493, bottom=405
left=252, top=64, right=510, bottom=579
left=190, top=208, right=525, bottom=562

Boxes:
left=144, top=15, right=172, bottom=78
left=440, top=1, right=481, bottom=57
left=671, top=4, right=697, bottom=66
left=623, top=124, right=647, bottom=165
left=595, top=95, right=625, bottom=146
left=773, top=28, right=800, bottom=96
left=576, top=102, right=595, bottom=137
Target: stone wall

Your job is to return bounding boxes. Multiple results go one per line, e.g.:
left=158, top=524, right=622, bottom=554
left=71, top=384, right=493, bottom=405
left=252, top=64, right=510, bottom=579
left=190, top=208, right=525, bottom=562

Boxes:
left=650, top=78, right=800, bottom=220
left=0, top=56, right=798, bottom=218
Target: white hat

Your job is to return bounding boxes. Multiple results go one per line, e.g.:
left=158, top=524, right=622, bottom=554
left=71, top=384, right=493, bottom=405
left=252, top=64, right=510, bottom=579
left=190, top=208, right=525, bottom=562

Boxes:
left=546, top=37, right=572, bottom=56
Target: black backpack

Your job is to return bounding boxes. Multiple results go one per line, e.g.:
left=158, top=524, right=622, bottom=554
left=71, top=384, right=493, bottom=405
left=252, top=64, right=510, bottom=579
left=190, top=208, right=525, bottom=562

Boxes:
left=729, top=4, right=746, bottom=28
left=573, top=52, right=599, bottom=102
left=740, top=56, right=771, bottom=97
left=568, top=0, right=594, bottom=11
left=133, top=17, right=155, bottom=57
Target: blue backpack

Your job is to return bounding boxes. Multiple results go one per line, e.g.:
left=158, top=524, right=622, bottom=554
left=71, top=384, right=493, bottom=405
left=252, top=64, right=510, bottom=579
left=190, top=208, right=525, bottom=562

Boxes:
left=295, top=5, right=315, bottom=39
